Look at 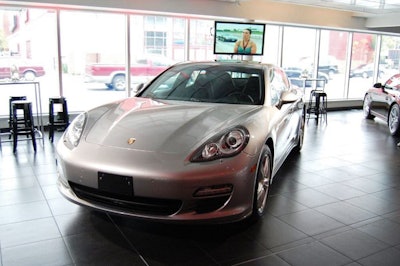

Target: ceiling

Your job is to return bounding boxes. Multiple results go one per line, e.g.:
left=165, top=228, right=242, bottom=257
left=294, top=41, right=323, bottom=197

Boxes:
left=217, top=0, right=400, bottom=33
left=269, top=0, right=400, bottom=16
left=267, top=0, right=400, bottom=33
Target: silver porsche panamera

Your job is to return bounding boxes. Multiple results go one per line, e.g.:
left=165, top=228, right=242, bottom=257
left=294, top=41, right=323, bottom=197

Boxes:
left=56, top=61, right=305, bottom=223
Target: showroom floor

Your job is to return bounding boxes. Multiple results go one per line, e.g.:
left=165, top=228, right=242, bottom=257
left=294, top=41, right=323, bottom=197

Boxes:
left=1, top=109, right=400, bottom=266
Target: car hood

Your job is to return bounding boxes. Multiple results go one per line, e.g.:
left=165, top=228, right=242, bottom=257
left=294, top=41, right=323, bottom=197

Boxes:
left=85, top=97, right=260, bottom=154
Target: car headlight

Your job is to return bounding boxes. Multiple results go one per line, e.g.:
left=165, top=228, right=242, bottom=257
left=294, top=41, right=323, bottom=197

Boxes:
left=191, top=127, right=249, bottom=162
left=63, top=112, right=86, bottom=148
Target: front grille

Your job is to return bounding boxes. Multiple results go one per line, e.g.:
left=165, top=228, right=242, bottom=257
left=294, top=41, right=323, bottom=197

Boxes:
left=70, top=182, right=182, bottom=216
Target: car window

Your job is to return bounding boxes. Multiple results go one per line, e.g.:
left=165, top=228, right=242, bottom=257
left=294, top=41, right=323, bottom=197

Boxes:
left=269, top=67, right=289, bottom=105
left=140, top=64, right=264, bottom=105
left=385, top=74, right=400, bottom=91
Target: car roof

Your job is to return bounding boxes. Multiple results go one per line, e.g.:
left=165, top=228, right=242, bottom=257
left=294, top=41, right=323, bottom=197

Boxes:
left=173, top=60, right=273, bottom=70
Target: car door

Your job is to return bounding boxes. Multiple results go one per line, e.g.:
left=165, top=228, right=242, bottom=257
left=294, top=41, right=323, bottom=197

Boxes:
left=383, top=74, right=400, bottom=115
left=371, top=74, right=400, bottom=118
left=270, top=68, right=297, bottom=165
left=370, top=86, right=388, bottom=118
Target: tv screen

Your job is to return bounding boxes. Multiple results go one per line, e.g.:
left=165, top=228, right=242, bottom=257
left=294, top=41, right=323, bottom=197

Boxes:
left=214, top=21, right=265, bottom=56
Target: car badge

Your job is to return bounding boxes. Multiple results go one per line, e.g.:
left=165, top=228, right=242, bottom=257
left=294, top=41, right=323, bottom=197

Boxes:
left=127, top=138, right=136, bottom=145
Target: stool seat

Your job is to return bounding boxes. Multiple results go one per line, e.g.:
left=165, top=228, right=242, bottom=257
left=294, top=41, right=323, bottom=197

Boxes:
left=48, top=97, right=69, bottom=142
left=11, top=100, right=37, bottom=153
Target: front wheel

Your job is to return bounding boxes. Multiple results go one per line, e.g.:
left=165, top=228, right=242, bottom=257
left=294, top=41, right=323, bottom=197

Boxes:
left=294, top=107, right=305, bottom=152
left=363, top=95, right=375, bottom=119
left=252, top=145, right=272, bottom=219
left=23, top=71, right=36, bottom=81
left=112, top=74, right=126, bottom=91
left=388, top=104, right=400, bottom=136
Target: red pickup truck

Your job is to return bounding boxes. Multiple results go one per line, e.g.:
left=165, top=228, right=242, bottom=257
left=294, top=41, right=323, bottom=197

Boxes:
left=0, top=57, right=46, bottom=81
left=84, top=56, right=174, bottom=90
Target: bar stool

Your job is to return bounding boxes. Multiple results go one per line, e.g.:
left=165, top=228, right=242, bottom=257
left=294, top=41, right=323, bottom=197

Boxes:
left=48, top=97, right=69, bottom=142
left=9, top=96, right=27, bottom=137
left=306, top=90, right=328, bottom=124
left=11, top=100, right=37, bottom=153
left=316, top=91, right=328, bottom=123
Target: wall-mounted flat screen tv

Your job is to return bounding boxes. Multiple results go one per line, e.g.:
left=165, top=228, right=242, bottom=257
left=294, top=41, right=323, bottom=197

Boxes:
left=214, top=21, right=265, bottom=56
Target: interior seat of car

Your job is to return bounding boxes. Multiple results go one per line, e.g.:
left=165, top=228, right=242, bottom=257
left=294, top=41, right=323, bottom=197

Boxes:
left=191, top=74, right=212, bottom=100
left=243, top=76, right=261, bottom=104
left=211, top=72, right=236, bottom=99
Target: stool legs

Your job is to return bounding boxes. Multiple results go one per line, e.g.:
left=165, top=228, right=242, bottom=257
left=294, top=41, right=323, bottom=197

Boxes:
left=48, top=97, right=69, bottom=143
left=9, top=96, right=27, bottom=139
left=319, top=94, right=328, bottom=123
left=12, top=101, right=37, bottom=153
left=306, top=90, right=327, bottom=124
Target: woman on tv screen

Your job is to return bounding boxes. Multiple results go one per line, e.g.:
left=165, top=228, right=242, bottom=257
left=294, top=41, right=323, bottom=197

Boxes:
left=233, top=28, right=257, bottom=54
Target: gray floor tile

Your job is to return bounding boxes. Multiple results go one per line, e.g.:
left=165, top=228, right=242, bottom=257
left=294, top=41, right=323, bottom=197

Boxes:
left=321, top=228, right=389, bottom=260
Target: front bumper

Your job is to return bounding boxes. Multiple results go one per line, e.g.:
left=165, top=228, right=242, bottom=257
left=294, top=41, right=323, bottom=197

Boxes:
left=55, top=144, right=259, bottom=224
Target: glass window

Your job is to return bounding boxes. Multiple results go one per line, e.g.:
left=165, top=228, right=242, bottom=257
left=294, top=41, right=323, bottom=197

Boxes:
left=0, top=8, right=57, bottom=118
left=348, top=33, right=378, bottom=99
left=379, top=35, right=400, bottom=83
left=171, top=18, right=186, bottom=61
left=189, top=19, right=214, bottom=61
left=261, top=25, right=281, bottom=65
left=318, top=30, right=349, bottom=99
left=59, top=11, right=127, bottom=111
left=145, top=31, right=167, bottom=55
left=129, top=15, right=180, bottom=86
left=281, top=26, right=317, bottom=96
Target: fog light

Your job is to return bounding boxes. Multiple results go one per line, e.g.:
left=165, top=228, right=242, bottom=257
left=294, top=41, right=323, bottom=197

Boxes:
left=193, top=184, right=233, bottom=197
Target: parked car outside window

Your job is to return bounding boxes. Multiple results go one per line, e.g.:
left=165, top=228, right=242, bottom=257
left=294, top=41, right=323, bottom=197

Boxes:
left=0, top=56, right=46, bottom=81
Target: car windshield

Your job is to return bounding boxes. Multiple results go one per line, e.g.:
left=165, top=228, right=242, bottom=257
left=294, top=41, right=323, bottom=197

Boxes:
left=139, top=64, right=264, bottom=105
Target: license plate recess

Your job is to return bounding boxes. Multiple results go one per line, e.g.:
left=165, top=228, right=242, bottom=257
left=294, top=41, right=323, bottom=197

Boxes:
left=98, top=172, right=133, bottom=197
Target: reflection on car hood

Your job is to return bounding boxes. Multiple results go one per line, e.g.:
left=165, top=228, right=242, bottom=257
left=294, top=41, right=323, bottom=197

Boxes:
left=85, top=97, right=259, bottom=154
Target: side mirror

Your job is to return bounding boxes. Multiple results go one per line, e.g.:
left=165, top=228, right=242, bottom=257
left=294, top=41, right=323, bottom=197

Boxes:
left=373, top=82, right=382, bottom=88
left=277, top=90, right=300, bottom=109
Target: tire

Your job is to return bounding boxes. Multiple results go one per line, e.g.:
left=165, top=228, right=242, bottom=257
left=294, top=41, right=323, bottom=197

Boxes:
left=363, top=95, right=375, bottom=119
left=388, top=104, right=400, bottom=136
left=294, top=107, right=305, bottom=152
left=252, top=145, right=272, bottom=219
left=23, top=71, right=36, bottom=81
left=112, top=74, right=126, bottom=91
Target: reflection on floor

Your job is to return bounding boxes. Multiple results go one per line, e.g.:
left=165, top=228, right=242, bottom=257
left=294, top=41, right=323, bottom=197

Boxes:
left=1, top=109, right=400, bottom=266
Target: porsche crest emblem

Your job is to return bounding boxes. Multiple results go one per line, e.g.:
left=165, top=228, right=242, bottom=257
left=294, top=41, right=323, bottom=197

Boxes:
left=127, top=138, right=136, bottom=145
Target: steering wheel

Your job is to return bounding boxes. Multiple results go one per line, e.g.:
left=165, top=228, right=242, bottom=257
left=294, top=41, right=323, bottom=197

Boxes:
left=227, top=92, right=255, bottom=103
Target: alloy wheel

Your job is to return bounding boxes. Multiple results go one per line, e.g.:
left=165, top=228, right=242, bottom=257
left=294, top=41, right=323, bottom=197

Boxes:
left=255, top=147, right=271, bottom=216
left=389, top=104, right=400, bottom=135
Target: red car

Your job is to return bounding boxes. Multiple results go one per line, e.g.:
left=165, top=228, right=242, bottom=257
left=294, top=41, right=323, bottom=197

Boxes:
left=363, top=73, right=400, bottom=136
left=0, top=57, right=46, bottom=81
left=84, top=55, right=174, bottom=90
